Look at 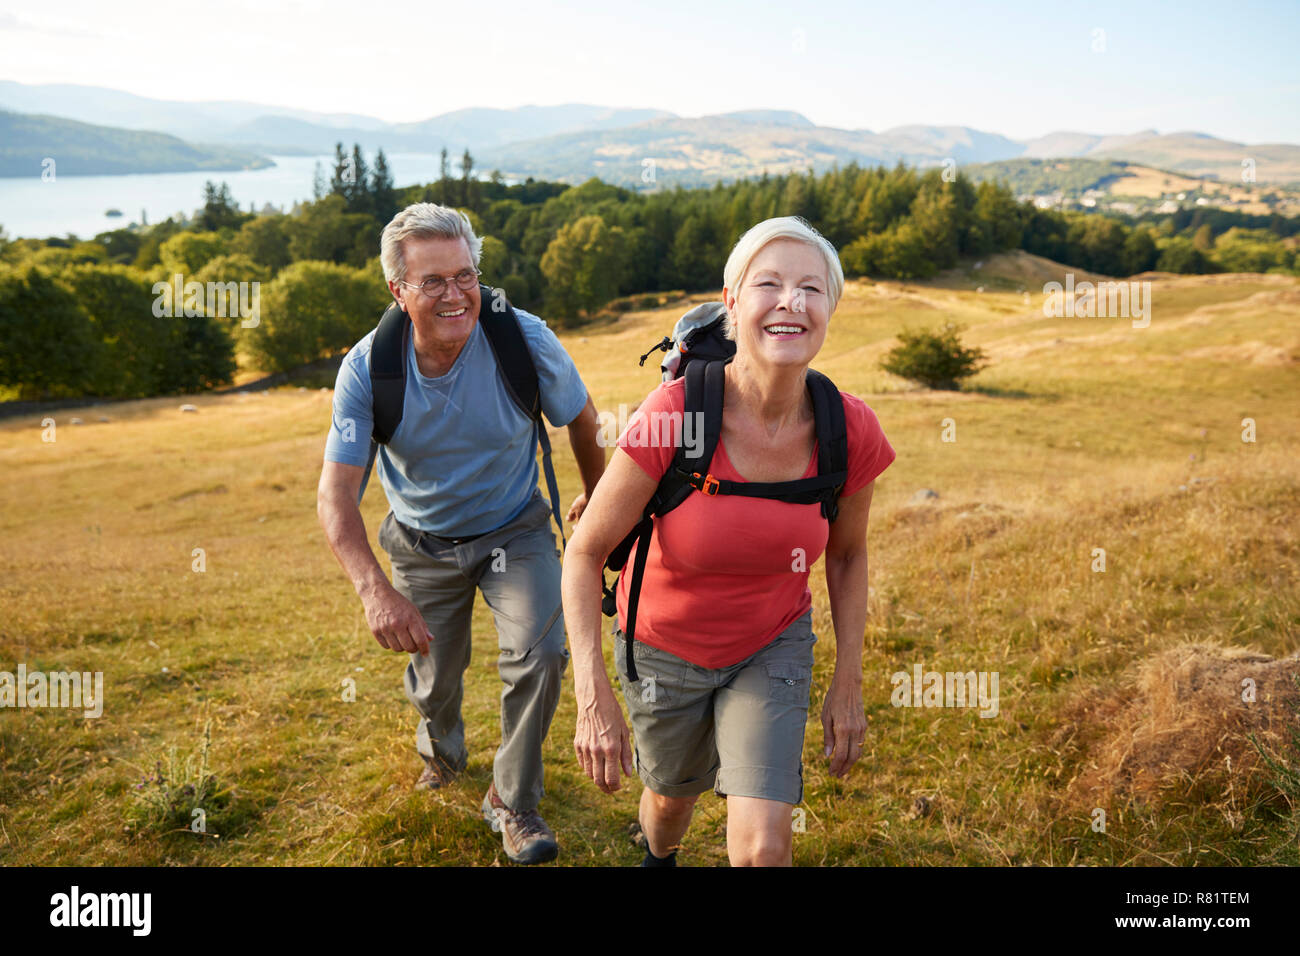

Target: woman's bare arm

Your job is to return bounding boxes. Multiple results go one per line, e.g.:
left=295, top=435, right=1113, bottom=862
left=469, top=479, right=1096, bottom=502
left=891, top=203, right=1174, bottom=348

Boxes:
left=821, top=480, right=875, bottom=777
left=561, top=447, right=660, bottom=792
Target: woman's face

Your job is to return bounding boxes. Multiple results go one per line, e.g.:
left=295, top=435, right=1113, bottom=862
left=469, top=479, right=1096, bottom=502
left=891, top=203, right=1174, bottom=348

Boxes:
left=725, top=238, right=832, bottom=371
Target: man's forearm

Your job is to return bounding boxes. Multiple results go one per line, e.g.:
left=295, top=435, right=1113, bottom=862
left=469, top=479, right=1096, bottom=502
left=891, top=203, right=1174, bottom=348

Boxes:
left=568, top=411, right=607, bottom=496
left=318, top=493, right=390, bottom=599
left=574, top=433, right=606, bottom=496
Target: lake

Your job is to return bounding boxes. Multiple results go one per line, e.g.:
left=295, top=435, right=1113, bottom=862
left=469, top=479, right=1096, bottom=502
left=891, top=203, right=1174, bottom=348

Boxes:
left=0, top=154, right=454, bottom=240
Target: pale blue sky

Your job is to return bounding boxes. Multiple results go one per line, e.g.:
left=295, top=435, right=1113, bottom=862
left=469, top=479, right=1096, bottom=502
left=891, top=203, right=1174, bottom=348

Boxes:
left=2, top=0, right=1296, bottom=143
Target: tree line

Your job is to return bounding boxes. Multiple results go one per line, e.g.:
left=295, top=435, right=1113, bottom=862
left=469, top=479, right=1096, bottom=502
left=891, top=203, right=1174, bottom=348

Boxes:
left=2, top=147, right=1297, bottom=399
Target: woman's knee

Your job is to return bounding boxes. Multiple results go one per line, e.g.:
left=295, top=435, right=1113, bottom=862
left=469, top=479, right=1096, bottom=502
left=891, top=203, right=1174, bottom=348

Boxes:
left=726, top=798, right=794, bottom=866
left=729, top=837, right=791, bottom=867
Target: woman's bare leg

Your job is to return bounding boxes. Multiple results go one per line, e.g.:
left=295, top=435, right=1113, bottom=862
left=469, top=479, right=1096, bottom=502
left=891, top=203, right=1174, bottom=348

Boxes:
left=640, top=788, right=699, bottom=858
left=726, top=795, right=794, bottom=866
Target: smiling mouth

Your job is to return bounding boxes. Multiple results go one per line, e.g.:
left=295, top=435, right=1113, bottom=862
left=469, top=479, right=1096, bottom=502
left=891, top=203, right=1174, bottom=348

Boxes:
left=437, top=307, right=468, bottom=318
left=763, top=323, right=806, bottom=337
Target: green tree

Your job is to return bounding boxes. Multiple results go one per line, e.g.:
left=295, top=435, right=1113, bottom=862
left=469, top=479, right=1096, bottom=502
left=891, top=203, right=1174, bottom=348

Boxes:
left=910, top=172, right=966, bottom=269
left=194, top=254, right=271, bottom=336
left=0, top=267, right=99, bottom=398
left=540, top=214, right=630, bottom=319
left=437, top=147, right=452, bottom=205
left=477, top=235, right=509, bottom=282
left=1212, top=228, right=1290, bottom=274
left=198, top=180, right=245, bottom=231
left=243, top=260, right=388, bottom=372
left=370, top=149, right=397, bottom=223
left=1155, top=236, right=1211, bottom=274
left=841, top=222, right=934, bottom=280
left=460, top=149, right=475, bottom=208
left=63, top=264, right=165, bottom=396
left=94, top=228, right=143, bottom=265
left=132, top=219, right=182, bottom=269
left=63, top=264, right=236, bottom=396
left=285, top=195, right=379, bottom=268
left=1066, top=215, right=1126, bottom=276
left=972, top=180, right=1022, bottom=252
left=669, top=213, right=724, bottom=291
left=160, top=231, right=228, bottom=275
left=230, top=215, right=293, bottom=274
left=347, top=144, right=371, bottom=215
left=1121, top=227, right=1158, bottom=275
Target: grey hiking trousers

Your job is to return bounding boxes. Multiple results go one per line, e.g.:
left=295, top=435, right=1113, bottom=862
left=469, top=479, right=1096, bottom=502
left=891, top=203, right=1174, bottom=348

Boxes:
left=377, top=492, right=569, bottom=811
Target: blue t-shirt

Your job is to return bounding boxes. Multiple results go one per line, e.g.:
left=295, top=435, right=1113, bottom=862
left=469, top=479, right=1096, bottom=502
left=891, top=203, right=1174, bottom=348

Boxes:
left=324, top=307, right=588, bottom=536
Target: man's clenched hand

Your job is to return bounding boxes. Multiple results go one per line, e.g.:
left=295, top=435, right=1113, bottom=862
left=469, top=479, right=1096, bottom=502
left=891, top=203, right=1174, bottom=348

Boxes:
left=362, top=582, right=431, bottom=655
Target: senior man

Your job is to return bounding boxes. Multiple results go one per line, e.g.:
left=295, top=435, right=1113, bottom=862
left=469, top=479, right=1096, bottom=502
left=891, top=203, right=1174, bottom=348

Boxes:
left=317, top=203, right=605, bottom=865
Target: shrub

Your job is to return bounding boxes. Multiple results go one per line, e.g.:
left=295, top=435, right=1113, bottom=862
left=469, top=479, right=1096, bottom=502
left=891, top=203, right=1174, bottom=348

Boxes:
left=880, top=322, right=987, bottom=390
left=0, top=266, right=98, bottom=398
left=125, top=720, right=229, bottom=839
left=242, top=260, right=388, bottom=372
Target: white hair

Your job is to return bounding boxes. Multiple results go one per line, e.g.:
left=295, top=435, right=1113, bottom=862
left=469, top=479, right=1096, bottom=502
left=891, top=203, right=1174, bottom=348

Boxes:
left=379, top=203, right=482, bottom=284
left=720, top=216, right=844, bottom=339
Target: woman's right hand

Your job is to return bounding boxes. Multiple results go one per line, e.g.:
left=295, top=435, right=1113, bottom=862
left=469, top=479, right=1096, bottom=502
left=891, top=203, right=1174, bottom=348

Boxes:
left=574, top=678, right=634, bottom=793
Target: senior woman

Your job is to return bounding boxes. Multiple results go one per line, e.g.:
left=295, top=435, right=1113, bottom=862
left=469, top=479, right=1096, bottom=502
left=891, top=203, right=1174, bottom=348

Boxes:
left=560, top=216, right=895, bottom=867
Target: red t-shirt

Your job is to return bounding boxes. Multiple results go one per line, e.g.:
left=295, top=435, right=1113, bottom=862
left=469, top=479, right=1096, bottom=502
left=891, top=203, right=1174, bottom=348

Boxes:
left=615, top=377, right=895, bottom=668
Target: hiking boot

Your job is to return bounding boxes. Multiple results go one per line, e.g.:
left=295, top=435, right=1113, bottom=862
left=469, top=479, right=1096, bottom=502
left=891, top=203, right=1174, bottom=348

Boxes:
left=414, top=756, right=458, bottom=791
left=481, top=782, right=558, bottom=865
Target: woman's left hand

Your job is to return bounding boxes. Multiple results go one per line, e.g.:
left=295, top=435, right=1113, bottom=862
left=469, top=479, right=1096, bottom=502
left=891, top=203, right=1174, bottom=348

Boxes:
left=821, top=673, right=868, bottom=778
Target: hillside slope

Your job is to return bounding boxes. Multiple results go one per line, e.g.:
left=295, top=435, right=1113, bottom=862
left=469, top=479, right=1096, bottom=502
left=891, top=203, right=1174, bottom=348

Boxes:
left=1, top=268, right=1297, bottom=866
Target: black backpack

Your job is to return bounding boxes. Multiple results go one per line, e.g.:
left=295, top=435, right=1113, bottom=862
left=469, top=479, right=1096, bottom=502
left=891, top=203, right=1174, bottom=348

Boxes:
left=358, top=284, right=566, bottom=545
left=605, top=302, right=849, bottom=680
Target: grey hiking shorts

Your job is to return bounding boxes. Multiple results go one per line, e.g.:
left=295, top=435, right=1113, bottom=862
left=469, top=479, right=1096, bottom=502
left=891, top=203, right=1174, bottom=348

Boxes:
left=613, top=611, right=816, bottom=806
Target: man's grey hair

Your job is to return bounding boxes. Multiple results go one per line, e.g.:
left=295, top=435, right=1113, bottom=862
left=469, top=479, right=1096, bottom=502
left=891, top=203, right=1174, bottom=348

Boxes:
left=380, top=203, right=482, bottom=285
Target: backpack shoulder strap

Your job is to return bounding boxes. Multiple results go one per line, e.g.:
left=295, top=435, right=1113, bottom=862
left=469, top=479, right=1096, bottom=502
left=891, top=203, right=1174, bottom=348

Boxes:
left=670, top=367, right=849, bottom=516
left=358, top=303, right=410, bottom=504
left=612, top=358, right=730, bottom=680
left=648, top=357, right=725, bottom=515
left=476, top=285, right=539, bottom=420
left=475, top=286, right=567, bottom=547
left=370, top=302, right=410, bottom=445
left=806, top=369, right=849, bottom=522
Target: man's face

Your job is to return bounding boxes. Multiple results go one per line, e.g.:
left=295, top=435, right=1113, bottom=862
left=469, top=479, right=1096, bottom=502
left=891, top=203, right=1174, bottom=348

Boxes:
left=388, top=236, right=481, bottom=353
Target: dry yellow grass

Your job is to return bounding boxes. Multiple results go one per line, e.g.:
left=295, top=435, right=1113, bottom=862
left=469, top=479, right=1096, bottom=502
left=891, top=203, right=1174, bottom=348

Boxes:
left=1, top=259, right=1297, bottom=866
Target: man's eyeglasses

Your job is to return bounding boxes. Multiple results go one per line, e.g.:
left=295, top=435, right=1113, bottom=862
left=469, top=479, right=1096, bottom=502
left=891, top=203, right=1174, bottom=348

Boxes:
left=398, top=268, right=480, bottom=299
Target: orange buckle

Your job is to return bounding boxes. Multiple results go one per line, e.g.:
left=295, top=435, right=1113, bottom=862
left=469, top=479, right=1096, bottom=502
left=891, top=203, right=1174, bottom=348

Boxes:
left=692, top=473, right=720, bottom=496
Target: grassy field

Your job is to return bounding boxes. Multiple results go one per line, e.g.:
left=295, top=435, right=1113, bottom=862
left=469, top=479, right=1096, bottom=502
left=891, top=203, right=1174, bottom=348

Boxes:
left=1105, top=162, right=1300, bottom=216
left=2, top=251, right=1298, bottom=866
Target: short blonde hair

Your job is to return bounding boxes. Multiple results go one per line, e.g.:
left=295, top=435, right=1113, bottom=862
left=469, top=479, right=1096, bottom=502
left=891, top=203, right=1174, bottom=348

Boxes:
left=720, top=216, right=844, bottom=339
left=379, top=203, right=482, bottom=284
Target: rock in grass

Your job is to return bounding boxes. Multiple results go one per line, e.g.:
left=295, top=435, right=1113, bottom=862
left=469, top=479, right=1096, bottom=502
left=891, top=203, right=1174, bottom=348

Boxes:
left=911, top=488, right=940, bottom=504
left=179, top=404, right=198, bottom=413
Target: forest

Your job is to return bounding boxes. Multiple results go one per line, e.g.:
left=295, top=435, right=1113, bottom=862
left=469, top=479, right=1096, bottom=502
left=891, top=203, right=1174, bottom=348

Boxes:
left=2, top=143, right=1297, bottom=399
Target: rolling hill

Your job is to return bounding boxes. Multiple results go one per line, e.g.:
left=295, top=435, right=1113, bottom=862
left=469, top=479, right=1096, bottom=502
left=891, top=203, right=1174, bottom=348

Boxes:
left=0, top=110, right=273, bottom=178
left=2, top=79, right=1297, bottom=186
left=2, top=261, right=1297, bottom=866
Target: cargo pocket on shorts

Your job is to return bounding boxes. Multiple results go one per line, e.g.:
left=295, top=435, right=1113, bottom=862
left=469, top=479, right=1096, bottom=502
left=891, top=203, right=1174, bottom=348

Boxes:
left=615, top=628, right=679, bottom=708
left=766, top=661, right=813, bottom=707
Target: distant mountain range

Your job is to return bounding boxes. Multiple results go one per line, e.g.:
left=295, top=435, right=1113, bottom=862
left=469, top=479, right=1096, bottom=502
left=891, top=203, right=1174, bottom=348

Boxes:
left=1, top=80, right=1297, bottom=186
